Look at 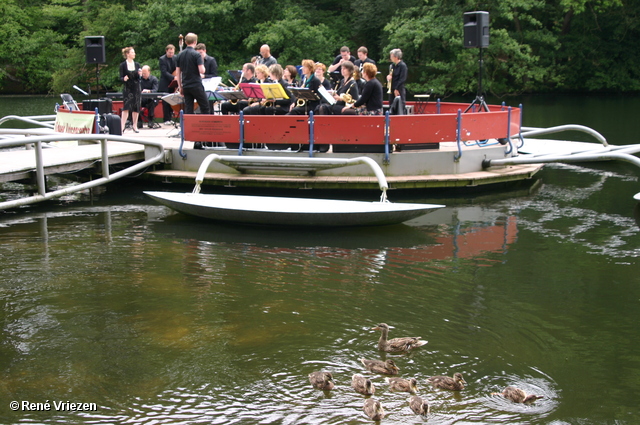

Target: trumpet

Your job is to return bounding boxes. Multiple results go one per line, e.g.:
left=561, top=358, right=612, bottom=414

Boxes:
left=296, top=98, right=306, bottom=107
left=387, top=64, right=393, bottom=94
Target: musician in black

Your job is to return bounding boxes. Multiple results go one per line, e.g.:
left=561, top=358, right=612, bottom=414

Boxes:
left=287, top=59, right=321, bottom=115
left=387, top=48, right=407, bottom=106
left=328, top=46, right=356, bottom=74
left=314, top=63, right=333, bottom=91
left=343, top=62, right=383, bottom=115
left=242, top=64, right=292, bottom=115
left=195, top=43, right=218, bottom=78
left=220, top=63, right=256, bottom=115
left=283, top=65, right=298, bottom=87
left=158, top=44, right=177, bottom=124
left=316, top=60, right=359, bottom=115
left=353, top=46, right=376, bottom=93
left=119, top=47, right=142, bottom=133
left=140, top=65, right=159, bottom=128
left=176, top=32, right=210, bottom=115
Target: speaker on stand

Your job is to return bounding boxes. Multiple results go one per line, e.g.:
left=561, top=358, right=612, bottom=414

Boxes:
left=463, top=12, right=490, bottom=112
left=85, top=36, right=106, bottom=100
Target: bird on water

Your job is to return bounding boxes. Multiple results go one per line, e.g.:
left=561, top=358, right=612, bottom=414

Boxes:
left=360, top=358, right=400, bottom=375
left=363, top=398, right=385, bottom=421
left=493, top=385, right=544, bottom=403
left=308, top=371, right=335, bottom=390
left=426, top=372, right=466, bottom=391
left=372, top=323, right=427, bottom=352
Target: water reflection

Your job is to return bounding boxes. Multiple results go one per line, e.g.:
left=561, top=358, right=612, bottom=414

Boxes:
left=1, top=162, right=639, bottom=424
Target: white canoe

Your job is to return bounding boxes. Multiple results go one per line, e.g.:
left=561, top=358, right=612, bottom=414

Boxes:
left=144, top=191, right=444, bottom=227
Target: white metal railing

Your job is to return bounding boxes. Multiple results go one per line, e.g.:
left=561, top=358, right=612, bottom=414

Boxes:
left=0, top=115, right=57, bottom=130
left=193, top=154, right=390, bottom=202
left=0, top=130, right=165, bottom=210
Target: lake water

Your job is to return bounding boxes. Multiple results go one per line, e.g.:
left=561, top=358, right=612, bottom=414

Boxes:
left=1, top=95, right=639, bottom=424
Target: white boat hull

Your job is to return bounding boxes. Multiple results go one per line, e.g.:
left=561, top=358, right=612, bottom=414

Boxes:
left=144, top=191, right=444, bottom=227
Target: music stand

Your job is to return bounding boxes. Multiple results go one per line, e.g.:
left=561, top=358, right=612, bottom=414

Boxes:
left=161, top=93, right=184, bottom=133
left=328, top=72, right=341, bottom=86
left=228, top=70, right=242, bottom=85
left=239, top=83, right=265, bottom=100
left=217, top=90, right=248, bottom=103
left=289, top=88, right=319, bottom=102
left=289, top=88, right=320, bottom=113
left=261, top=83, right=289, bottom=101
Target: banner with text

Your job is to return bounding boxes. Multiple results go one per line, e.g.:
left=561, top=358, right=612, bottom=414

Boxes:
left=54, top=110, right=96, bottom=134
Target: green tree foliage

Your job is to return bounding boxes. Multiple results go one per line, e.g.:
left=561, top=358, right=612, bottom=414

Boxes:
left=1, top=0, right=638, bottom=95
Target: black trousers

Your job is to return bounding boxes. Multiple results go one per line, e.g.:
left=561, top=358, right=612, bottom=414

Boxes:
left=183, top=84, right=210, bottom=115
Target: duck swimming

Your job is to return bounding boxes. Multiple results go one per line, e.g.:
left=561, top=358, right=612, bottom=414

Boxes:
left=363, top=398, right=385, bottom=421
left=372, top=323, right=427, bottom=353
left=352, top=374, right=375, bottom=395
left=494, top=386, right=544, bottom=403
left=308, top=371, right=335, bottom=390
left=427, top=372, right=466, bottom=391
left=408, top=395, right=430, bottom=416
left=386, top=377, right=419, bottom=393
left=360, top=358, right=400, bottom=375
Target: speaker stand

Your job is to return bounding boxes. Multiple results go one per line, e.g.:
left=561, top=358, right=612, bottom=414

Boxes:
left=95, top=63, right=101, bottom=100
left=465, top=47, right=489, bottom=113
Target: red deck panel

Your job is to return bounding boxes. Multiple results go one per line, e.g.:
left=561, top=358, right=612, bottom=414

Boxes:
left=244, top=116, right=308, bottom=145
left=314, top=116, right=385, bottom=145
left=183, top=115, right=240, bottom=144
left=459, top=111, right=510, bottom=141
left=390, top=114, right=458, bottom=144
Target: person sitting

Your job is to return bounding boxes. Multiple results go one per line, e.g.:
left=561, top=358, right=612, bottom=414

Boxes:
left=242, top=64, right=292, bottom=115
left=283, top=65, right=299, bottom=87
left=316, top=60, right=359, bottom=115
left=140, top=65, right=159, bottom=128
left=220, top=63, right=256, bottom=115
left=287, top=59, right=321, bottom=115
left=314, top=62, right=332, bottom=91
left=342, top=62, right=383, bottom=115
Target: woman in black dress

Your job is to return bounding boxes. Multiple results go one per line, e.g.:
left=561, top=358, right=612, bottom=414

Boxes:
left=119, top=47, right=142, bottom=132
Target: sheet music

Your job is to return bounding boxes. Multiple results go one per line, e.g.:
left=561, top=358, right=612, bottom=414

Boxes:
left=202, top=77, right=221, bottom=92
left=318, top=86, right=336, bottom=105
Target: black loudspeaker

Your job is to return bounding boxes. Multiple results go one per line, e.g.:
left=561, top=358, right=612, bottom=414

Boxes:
left=85, top=36, right=106, bottom=64
left=463, top=11, right=489, bottom=48
left=82, top=99, right=112, bottom=115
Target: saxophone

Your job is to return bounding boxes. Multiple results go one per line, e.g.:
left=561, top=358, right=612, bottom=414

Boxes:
left=387, top=64, right=393, bottom=94
left=340, top=81, right=355, bottom=104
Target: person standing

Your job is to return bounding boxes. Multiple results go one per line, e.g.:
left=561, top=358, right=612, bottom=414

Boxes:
left=119, top=47, right=142, bottom=133
left=140, top=65, right=159, bottom=128
left=328, top=46, right=356, bottom=74
left=158, top=44, right=177, bottom=124
left=195, top=43, right=218, bottom=78
left=175, top=33, right=210, bottom=115
left=387, top=48, right=407, bottom=106
left=353, top=46, right=376, bottom=93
